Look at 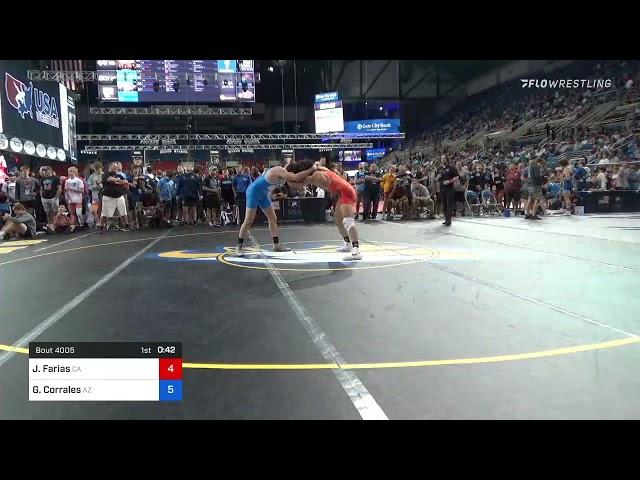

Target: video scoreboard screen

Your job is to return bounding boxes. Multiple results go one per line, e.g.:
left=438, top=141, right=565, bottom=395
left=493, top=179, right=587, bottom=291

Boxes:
left=314, top=92, right=344, bottom=134
left=97, top=60, right=255, bottom=103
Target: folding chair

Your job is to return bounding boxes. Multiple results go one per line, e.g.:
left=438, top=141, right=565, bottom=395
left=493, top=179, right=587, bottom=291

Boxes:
left=465, top=191, right=483, bottom=217
left=481, top=189, right=502, bottom=216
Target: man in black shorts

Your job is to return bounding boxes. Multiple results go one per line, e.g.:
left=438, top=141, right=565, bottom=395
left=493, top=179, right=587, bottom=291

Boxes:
left=179, top=164, right=202, bottom=227
left=203, top=166, right=222, bottom=227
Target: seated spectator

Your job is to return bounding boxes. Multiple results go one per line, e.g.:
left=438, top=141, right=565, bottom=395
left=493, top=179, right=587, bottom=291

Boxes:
left=0, top=190, right=10, bottom=218
left=139, top=186, right=161, bottom=228
left=411, top=175, right=435, bottom=219
left=51, top=204, right=73, bottom=234
left=628, top=164, right=639, bottom=190
left=468, top=165, right=487, bottom=193
left=389, top=178, right=410, bottom=219
left=0, top=202, right=37, bottom=240
left=595, top=167, right=609, bottom=190
left=615, top=162, right=631, bottom=190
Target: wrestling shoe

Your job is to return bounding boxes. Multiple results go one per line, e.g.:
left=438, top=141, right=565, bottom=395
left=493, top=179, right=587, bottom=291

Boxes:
left=344, top=247, right=362, bottom=261
left=235, top=245, right=244, bottom=257
left=336, top=242, right=352, bottom=252
left=272, top=243, right=291, bottom=252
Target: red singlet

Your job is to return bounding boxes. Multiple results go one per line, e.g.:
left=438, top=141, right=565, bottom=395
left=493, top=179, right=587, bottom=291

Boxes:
left=323, top=169, right=357, bottom=207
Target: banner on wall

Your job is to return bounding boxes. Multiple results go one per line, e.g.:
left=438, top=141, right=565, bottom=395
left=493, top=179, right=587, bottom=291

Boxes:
left=0, top=60, right=77, bottom=162
left=343, top=119, right=400, bottom=134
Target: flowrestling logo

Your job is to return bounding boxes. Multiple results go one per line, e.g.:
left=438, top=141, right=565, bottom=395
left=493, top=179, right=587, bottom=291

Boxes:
left=5, top=72, right=59, bottom=128
left=520, top=78, right=613, bottom=89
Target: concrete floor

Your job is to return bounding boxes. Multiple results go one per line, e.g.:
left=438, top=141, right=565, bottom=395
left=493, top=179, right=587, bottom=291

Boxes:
left=0, top=213, right=638, bottom=419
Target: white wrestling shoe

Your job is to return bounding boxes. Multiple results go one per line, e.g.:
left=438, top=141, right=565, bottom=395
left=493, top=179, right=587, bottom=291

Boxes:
left=344, top=247, right=362, bottom=261
left=336, top=242, right=352, bottom=253
left=272, top=243, right=291, bottom=252
left=235, top=245, right=244, bottom=257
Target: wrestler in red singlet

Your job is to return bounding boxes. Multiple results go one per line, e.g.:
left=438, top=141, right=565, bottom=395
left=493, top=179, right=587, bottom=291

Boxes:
left=322, top=168, right=357, bottom=207
left=286, top=162, right=362, bottom=261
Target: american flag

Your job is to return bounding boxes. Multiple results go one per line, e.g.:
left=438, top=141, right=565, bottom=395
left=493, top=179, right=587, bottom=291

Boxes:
left=51, top=60, right=84, bottom=90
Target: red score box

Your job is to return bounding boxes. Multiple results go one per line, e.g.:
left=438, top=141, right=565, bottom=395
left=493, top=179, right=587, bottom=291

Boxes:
left=159, top=358, right=183, bottom=380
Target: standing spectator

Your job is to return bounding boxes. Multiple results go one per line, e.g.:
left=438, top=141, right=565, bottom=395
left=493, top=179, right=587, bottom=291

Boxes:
left=492, top=166, right=506, bottom=206
left=573, top=159, right=589, bottom=191
left=88, top=162, right=104, bottom=224
left=202, top=166, right=221, bottom=227
left=429, top=166, right=442, bottom=217
left=362, top=163, right=382, bottom=221
left=354, top=162, right=367, bottom=220
left=233, top=166, right=253, bottom=206
left=381, top=165, right=397, bottom=220
left=439, top=155, right=459, bottom=227
left=250, top=166, right=260, bottom=182
left=128, top=166, right=147, bottom=229
left=158, top=171, right=175, bottom=223
left=504, top=163, right=522, bottom=211
left=144, top=166, right=158, bottom=190
left=454, top=162, right=469, bottom=216
left=526, top=158, right=544, bottom=220
left=1, top=171, right=17, bottom=204
left=179, top=164, right=202, bottom=227
left=99, top=162, right=129, bottom=233
left=558, top=159, right=574, bottom=215
left=174, top=164, right=185, bottom=223
left=0, top=202, right=37, bottom=240
left=220, top=169, right=235, bottom=212
left=15, top=166, right=39, bottom=217
left=64, top=167, right=85, bottom=230
left=39, top=166, right=61, bottom=231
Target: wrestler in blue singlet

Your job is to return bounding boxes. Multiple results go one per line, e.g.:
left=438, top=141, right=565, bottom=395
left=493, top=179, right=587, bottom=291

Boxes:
left=245, top=168, right=285, bottom=210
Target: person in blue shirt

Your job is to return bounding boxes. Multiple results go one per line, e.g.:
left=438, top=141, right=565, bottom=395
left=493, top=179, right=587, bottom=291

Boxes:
left=158, top=172, right=175, bottom=222
left=233, top=166, right=253, bottom=204
left=573, top=159, right=588, bottom=191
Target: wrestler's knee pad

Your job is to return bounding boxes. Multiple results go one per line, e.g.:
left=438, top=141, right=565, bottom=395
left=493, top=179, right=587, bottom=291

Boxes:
left=342, top=216, right=355, bottom=232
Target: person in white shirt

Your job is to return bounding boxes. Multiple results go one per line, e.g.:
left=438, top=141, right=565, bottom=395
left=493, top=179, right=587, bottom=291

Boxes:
left=596, top=168, right=608, bottom=190
left=615, top=162, right=630, bottom=189
left=1, top=172, right=17, bottom=203
left=64, top=167, right=85, bottom=229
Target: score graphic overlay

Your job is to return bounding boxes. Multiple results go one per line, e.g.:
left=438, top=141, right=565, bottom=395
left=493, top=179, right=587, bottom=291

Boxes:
left=29, top=342, right=182, bottom=402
